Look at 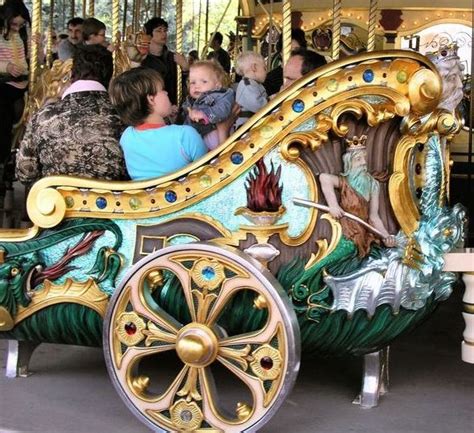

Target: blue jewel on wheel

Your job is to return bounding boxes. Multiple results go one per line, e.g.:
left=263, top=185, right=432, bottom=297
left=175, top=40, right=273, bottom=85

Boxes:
left=363, top=69, right=375, bottom=83
left=292, top=99, right=305, bottom=113
left=96, top=197, right=107, bottom=209
left=201, top=266, right=216, bottom=281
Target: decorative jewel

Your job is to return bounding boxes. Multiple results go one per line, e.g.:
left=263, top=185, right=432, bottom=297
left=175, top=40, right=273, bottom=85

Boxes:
left=170, top=400, right=203, bottom=431
left=396, top=70, right=408, bottom=83
left=165, top=190, right=177, bottom=203
left=415, top=163, right=422, bottom=175
left=199, top=174, right=212, bottom=187
left=260, top=125, right=274, bottom=139
left=363, top=69, right=374, bottom=82
left=129, top=197, right=142, bottom=210
left=191, top=258, right=225, bottom=290
left=250, top=345, right=282, bottom=381
left=231, top=152, right=244, bottom=164
left=346, top=134, right=367, bottom=150
left=201, top=266, right=216, bottom=281
left=96, top=197, right=107, bottom=209
left=125, top=322, right=137, bottom=335
left=327, top=79, right=338, bottom=92
left=292, top=99, right=305, bottom=113
left=115, top=312, right=146, bottom=346
left=65, top=196, right=74, bottom=209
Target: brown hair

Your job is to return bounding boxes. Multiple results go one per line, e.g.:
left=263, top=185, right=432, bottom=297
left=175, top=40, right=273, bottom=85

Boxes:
left=190, top=60, right=230, bottom=88
left=109, top=67, right=164, bottom=126
left=82, top=17, right=106, bottom=41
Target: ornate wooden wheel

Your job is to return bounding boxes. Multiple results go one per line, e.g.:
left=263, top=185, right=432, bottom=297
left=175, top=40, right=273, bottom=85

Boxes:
left=104, top=243, right=300, bottom=432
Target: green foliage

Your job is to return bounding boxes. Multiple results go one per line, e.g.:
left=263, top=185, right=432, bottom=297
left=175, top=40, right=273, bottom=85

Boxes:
left=24, top=0, right=240, bottom=56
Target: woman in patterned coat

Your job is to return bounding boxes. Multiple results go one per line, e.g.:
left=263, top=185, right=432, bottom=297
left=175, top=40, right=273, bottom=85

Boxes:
left=16, top=45, right=127, bottom=184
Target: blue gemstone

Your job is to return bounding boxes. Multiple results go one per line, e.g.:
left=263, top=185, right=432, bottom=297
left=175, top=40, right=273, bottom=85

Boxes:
left=165, top=191, right=177, bottom=203
left=201, top=266, right=216, bottom=281
left=96, top=197, right=107, bottom=209
left=363, top=69, right=374, bottom=82
left=292, top=99, right=305, bottom=113
left=231, top=152, right=244, bottom=164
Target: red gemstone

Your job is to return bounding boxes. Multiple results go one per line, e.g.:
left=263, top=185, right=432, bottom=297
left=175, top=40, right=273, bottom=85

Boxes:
left=125, top=322, right=137, bottom=335
left=260, top=356, right=274, bottom=370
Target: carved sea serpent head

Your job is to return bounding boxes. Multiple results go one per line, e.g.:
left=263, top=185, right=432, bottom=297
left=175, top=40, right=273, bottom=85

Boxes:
left=0, top=258, right=41, bottom=317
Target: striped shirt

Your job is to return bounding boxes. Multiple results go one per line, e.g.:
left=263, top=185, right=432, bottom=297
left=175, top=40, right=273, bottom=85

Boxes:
left=0, top=33, right=28, bottom=89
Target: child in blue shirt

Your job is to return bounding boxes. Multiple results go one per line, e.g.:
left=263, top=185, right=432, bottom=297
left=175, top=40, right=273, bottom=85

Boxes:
left=110, top=67, right=207, bottom=180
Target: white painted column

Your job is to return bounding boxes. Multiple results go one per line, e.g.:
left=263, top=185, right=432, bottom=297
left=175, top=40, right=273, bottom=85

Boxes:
left=444, top=249, right=474, bottom=364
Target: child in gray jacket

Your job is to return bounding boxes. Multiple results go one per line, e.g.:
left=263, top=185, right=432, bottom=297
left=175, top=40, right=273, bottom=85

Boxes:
left=182, top=60, right=234, bottom=150
left=234, top=52, right=268, bottom=129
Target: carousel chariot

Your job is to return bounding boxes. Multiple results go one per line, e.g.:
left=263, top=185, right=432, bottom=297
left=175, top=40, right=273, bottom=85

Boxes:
left=0, top=49, right=467, bottom=432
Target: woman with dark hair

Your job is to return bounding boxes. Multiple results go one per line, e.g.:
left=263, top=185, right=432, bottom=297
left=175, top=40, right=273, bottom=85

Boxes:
left=16, top=45, right=127, bottom=183
left=0, top=1, right=30, bottom=170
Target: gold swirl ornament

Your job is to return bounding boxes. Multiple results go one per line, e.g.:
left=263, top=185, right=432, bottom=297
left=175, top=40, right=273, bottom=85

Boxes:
left=27, top=187, right=66, bottom=228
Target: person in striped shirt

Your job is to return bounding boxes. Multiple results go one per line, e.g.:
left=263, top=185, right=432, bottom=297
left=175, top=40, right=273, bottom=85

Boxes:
left=0, top=1, right=29, bottom=169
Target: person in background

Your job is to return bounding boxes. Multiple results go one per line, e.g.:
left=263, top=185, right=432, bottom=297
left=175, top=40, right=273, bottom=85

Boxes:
left=264, top=28, right=308, bottom=97
left=140, top=17, right=188, bottom=106
left=181, top=60, right=234, bottom=150
left=58, top=17, right=83, bottom=61
left=234, top=51, right=268, bottom=129
left=281, top=48, right=326, bottom=90
left=82, top=17, right=107, bottom=46
left=0, top=1, right=29, bottom=173
left=188, top=49, right=199, bottom=67
left=207, top=31, right=230, bottom=73
left=42, top=28, right=59, bottom=61
left=110, top=67, right=207, bottom=180
left=16, top=45, right=127, bottom=183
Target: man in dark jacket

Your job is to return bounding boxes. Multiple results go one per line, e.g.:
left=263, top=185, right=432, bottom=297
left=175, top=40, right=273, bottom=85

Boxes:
left=207, top=32, right=231, bottom=73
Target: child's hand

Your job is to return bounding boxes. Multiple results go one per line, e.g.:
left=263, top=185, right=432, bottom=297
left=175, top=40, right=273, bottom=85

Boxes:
left=188, top=108, right=208, bottom=124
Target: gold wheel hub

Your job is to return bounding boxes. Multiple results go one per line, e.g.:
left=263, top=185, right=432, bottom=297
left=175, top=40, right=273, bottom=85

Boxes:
left=176, top=323, right=218, bottom=367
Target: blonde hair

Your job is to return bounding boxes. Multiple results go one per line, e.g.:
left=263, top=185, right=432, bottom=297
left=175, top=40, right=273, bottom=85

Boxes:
left=235, top=51, right=265, bottom=76
left=190, top=60, right=231, bottom=88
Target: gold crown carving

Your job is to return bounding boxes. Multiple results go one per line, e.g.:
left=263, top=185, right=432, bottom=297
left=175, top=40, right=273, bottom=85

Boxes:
left=427, top=44, right=459, bottom=64
left=346, top=134, right=367, bottom=150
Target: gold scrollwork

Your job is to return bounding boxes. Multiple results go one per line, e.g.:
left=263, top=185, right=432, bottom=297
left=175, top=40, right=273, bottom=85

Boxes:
left=331, top=100, right=399, bottom=136
left=15, top=278, right=109, bottom=325
left=389, top=135, right=426, bottom=235
left=279, top=114, right=333, bottom=161
left=305, top=214, right=343, bottom=270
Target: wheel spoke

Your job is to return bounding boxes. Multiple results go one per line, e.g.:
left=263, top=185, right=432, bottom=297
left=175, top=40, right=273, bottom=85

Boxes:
left=205, top=276, right=253, bottom=326
left=199, top=362, right=264, bottom=432
left=218, top=307, right=280, bottom=348
left=115, top=343, right=175, bottom=379
left=126, top=256, right=198, bottom=333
